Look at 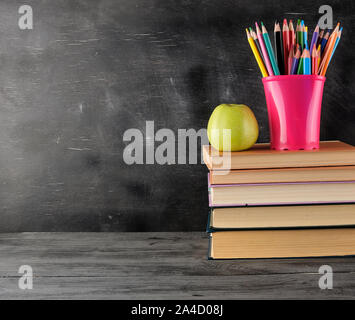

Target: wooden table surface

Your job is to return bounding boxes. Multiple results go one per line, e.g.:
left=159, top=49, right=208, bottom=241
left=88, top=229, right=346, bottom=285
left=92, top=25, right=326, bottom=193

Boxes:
left=0, top=232, right=354, bottom=299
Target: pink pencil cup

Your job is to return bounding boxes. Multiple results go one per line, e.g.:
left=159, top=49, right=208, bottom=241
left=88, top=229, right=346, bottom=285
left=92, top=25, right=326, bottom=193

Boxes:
left=262, top=75, right=326, bottom=150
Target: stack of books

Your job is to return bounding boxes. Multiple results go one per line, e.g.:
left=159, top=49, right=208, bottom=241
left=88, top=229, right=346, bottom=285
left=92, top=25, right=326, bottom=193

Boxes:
left=203, top=141, right=355, bottom=259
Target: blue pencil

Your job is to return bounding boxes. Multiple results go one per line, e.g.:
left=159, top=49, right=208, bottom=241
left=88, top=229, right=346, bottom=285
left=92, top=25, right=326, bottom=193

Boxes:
left=303, top=48, right=311, bottom=75
left=261, top=22, right=280, bottom=75
left=320, top=31, right=330, bottom=53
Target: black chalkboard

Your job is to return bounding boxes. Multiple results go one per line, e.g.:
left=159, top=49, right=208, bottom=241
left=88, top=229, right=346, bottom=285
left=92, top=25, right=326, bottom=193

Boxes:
left=0, top=0, right=354, bottom=231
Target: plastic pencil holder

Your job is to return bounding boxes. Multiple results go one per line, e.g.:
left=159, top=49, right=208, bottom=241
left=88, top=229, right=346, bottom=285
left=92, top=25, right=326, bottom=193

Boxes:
left=262, top=75, right=326, bottom=151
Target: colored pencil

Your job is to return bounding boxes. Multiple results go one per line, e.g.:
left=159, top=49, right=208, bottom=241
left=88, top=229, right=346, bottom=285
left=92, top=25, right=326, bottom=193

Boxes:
left=246, top=29, right=268, bottom=77
left=317, top=29, right=324, bottom=47
left=288, top=44, right=294, bottom=75
left=319, top=25, right=340, bottom=76
left=302, top=48, right=311, bottom=75
left=291, top=44, right=301, bottom=75
left=262, top=22, right=280, bottom=75
left=289, top=20, right=295, bottom=48
left=297, top=53, right=304, bottom=74
left=312, top=45, right=318, bottom=74
left=321, top=23, right=343, bottom=76
left=329, top=27, right=342, bottom=63
left=323, top=23, right=340, bottom=57
left=283, top=19, right=290, bottom=74
left=255, top=22, right=274, bottom=76
left=317, top=44, right=321, bottom=71
left=320, top=25, right=339, bottom=68
left=245, top=18, right=343, bottom=79
left=274, top=22, right=284, bottom=75
left=310, top=25, right=320, bottom=52
left=296, top=20, right=302, bottom=48
left=250, top=28, right=266, bottom=67
left=299, top=20, right=305, bottom=49
left=320, top=31, right=330, bottom=54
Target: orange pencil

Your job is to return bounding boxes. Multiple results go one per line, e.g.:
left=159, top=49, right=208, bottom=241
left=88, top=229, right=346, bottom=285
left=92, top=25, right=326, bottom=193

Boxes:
left=323, top=23, right=340, bottom=56
left=319, top=26, right=339, bottom=76
left=319, top=25, right=339, bottom=65
left=329, top=28, right=342, bottom=63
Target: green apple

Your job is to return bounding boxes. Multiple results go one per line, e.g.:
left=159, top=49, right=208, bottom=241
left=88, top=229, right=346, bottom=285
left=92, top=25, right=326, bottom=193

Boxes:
left=207, top=104, right=259, bottom=151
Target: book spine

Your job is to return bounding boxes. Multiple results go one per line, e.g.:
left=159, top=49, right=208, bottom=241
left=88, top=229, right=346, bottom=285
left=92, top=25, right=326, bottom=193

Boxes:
left=207, top=233, right=213, bottom=260
left=206, top=208, right=213, bottom=233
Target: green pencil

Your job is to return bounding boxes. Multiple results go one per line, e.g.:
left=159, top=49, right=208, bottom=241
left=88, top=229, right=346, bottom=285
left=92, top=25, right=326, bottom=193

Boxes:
left=297, top=54, right=304, bottom=74
left=296, top=19, right=301, bottom=45
left=261, top=22, right=280, bottom=75
left=299, top=20, right=305, bottom=49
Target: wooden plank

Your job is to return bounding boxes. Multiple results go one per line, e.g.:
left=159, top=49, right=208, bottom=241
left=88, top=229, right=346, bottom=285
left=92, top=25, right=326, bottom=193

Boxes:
left=0, top=232, right=354, bottom=299
left=1, top=274, right=355, bottom=300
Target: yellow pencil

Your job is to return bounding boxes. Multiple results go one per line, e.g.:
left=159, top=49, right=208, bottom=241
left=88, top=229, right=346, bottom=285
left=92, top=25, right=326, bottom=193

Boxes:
left=246, top=28, right=268, bottom=77
left=317, top=44, right=321, bottom=70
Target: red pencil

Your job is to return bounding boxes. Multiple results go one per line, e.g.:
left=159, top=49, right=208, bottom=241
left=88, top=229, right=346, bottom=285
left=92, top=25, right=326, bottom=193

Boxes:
left=289, top=20, right=295, bottom=47
left=283, top=19, right=290, bottom=74
left=312, top=45, right=317, bottom=74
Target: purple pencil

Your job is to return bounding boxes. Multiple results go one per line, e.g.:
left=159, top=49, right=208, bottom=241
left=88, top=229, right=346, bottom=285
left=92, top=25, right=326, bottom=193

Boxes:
left=310, top=25, right=320, bottom=52
left=291, top=44, right=301, bottom=74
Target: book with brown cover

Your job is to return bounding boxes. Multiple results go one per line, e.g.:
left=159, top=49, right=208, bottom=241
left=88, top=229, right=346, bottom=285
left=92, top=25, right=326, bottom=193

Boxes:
left=209, top=181, right=355, bottom=207
left=203, top=141, right=355, bottom=170
left=209, top=228, right=355, bottom=259
left=208, top=204, right=355, bottom=230
left=209, top=166, right=355, bottom=185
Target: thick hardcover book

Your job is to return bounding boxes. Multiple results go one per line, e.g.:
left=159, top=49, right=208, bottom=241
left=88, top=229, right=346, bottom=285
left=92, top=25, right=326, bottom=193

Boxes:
left=209, top=166, right=355, bottom=185
left=203, top=141, right=355, bottom=170
left=208, top=181, right=355, bottom=207
left=209, top=228, right=355, bottom=259
left=207, top=204, right=355, bottom=231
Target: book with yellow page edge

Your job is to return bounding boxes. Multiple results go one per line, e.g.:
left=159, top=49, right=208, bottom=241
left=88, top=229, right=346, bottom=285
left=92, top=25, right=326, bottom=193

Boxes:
left=208, top=228, right=355, bottom=259
left=207, top=204, right=355, bottom=231
left=203, top=140, right=355, bottom=170
left=209, top=166, right=355, bottom=185
left=208, top=180, right=355, bottom=207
